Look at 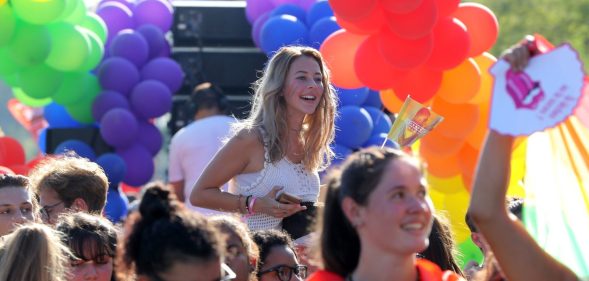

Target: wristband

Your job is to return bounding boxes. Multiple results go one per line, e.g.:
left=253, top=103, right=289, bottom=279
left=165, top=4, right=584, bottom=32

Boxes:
left=248, top=197, right=257, bottom=215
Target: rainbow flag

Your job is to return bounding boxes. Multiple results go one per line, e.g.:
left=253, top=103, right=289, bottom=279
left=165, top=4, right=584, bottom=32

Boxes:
left=523, top=115, right=589, bottom=279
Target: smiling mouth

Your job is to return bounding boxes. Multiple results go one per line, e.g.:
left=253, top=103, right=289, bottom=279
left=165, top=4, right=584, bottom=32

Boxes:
left=401, top=222, right=425, bottom=231
left=301, top=95, right=316, bottom=101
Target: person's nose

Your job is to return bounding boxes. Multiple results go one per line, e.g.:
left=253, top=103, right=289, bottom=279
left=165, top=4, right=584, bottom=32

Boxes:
left=12, top=209, right=26, bottom=224
left=407, top=196, right=431, bottom=214
left=84, top=264, right=99, bottom=280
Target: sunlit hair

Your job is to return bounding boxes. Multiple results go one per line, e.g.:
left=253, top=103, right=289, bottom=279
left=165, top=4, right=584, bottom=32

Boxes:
left=0, top=223, right=71, bottom=281
left=319, top=146, right=426, bottom=277
left=211, top=215, right=260, bottom=279
left=232, top=46, right=338, bottom=172
left=0, top=174, right=39, bottom=218
left=56, top=212, right=117, bottom=262
left=419, top=214, right=464, bottom=276
left=29, top=152, right=108, bottom=213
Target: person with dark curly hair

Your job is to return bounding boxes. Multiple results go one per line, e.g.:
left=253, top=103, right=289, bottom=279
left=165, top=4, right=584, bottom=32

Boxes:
left=252, top=229, right=307, bottom=281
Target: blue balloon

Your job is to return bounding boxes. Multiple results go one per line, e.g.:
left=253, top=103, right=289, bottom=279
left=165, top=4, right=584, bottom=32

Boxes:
left=362, top=133, right=400, bottom=149
left=270, top=4, right=307, bottom=23
left=44, top=102, right=82, bottom=128
left=260, top=15, right=309, bottom=55
left=104, top=188, right=128, bottom=223
left=335, top=106, right=373, bottom=148
left=337, top=87, right=369, bottom=106
left=306, top=0, right=333, bottom=28
left=96, top=153, right=127, bottom=185
left=54, top=139, right=96, bottom=160
left=331, top=143, right=352, bottom=165
left=363, top=106, right=392, bottom=136
left=38, top=127, right=48, bottom=154
left=363, top=89, right=383, bottom=108
left=309, top=16, right=340, bottom=49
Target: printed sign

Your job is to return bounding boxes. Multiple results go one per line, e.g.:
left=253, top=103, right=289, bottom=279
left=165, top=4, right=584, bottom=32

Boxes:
left=386, top=96, right=444, bottom=148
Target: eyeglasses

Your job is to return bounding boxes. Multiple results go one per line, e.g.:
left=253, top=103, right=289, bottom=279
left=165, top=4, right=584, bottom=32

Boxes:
left=39, top=201, right=63, bottom=220
left=258, top=264, right=307, bottom=281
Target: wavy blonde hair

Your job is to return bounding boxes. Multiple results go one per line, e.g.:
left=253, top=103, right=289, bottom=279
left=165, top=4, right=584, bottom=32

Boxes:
left=0, top=223, right=71, bottom=281
left=234, top=46, right=338, bottom=172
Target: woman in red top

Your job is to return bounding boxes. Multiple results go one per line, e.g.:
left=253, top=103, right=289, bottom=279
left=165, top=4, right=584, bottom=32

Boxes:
left=309, top=147, right=464, bottom=281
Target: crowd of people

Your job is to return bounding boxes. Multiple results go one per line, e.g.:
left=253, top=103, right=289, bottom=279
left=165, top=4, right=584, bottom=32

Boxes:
left=0, top=40, right=583, bottom=281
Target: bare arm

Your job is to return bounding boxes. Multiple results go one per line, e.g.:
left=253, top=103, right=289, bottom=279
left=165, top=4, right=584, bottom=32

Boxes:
left=168, top=181, right=185, bottom=202
left=468, top=130, right=579, bottom=281
left=190, top=130, right=305, bottom=216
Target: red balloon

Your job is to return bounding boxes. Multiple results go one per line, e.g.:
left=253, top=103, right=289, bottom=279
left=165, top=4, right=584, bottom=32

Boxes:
left=425, top=17, right=470, bottom=71
left=453, top=3, right=498, bottom=57
left=435, top=0, right=460, bottom=17
left=379, top=28, right=433, bottom=69
left=391, top=67, right=442, bottom=103
left=320, top=30, right=366, bottom=89
left=384, top=0, right=438, bottom=39
left=0, top=166, right=15, bottom=175
left=8, top=164, right=29, bottom=176
left=335, top=2, right=386, bottom=35
left=0, top=137, right=26, bottom=166
left=328, top=0, right=377, bottom=22
left=354, top=34, right=409, bottom=90
left=381, top=0, right=422, bottom=14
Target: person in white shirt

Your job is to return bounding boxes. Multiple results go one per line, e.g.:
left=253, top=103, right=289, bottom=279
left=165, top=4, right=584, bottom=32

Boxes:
left=168, top=82, right=235, bottom=215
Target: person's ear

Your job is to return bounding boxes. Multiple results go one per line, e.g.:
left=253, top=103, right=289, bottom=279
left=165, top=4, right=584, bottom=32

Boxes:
left=71, top=198, right=89, bottom=212
left=341, top=197, right=365, bottom=228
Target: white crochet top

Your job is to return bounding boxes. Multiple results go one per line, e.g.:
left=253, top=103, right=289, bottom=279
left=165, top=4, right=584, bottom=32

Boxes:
left=233, top=128, right=320, bottom=231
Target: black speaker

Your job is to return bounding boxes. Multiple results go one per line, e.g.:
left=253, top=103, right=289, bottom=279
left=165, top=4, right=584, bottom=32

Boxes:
left=45, top=127, right=114, bottom=156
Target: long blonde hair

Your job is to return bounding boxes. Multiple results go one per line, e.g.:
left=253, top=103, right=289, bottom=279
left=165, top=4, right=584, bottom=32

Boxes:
left=0, top=223, right=71, bottom=281
left=234, top=46, right=338, bottom=172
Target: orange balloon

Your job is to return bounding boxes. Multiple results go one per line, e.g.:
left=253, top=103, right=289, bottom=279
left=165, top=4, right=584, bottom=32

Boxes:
left=420, top=147, right=461, bottom=177
left=453, top=3, right=498, bottom=57
left=420, top=127, right=465, bottom=157
left=457, top=143, right=479, bottom=181
left=320, top=30, right=366, bottom=89
left=466, top=98, right=490, bottom=148
left=469, top=52, right=497, bottom=104
left=432, top=97, right=479, bottom=139
left=380, top=89, right=404, bottom=113
left=437, top=58, right=481, bottom=104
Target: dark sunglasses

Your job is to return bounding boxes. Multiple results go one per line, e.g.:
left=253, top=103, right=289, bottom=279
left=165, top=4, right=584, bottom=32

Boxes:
left=258, top=264, right=307, bottom=281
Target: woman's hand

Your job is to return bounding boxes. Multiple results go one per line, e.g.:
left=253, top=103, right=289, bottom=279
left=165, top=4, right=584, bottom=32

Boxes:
left=501, top=35, right=535, bottom=72
left=253, top=186, right=307, bottom=218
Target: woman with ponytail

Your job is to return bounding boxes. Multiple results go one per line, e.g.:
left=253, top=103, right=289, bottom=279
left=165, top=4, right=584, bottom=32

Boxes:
left=121, top=182, right=235, bottom=281
left=309, top=147, right=464, bottom=281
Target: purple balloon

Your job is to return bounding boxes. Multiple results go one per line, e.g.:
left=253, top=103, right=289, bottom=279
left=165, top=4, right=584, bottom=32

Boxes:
left=96, top=2, right=134, bottom=45
left=98, top=57, right=140, bottom=96
left=137, top=121, right=162, bottom=156
left=100, top=108, right=138, bottom=148
left=98, top=0, right=133, bottom=11
left=117, top=144, right=154, bottom=186
left=155, top=39, right=171, bottom=57
left=252, top=12, right=271, bottom=48
left=133, top=0, right=174, bottom=33
left=109, top=30, right=149, bottom=68
left=92, top=90, right=130, bottom=122
left=130, top=80, right=172, bottom=119
left=246, top=0, right=275, bottom=23
left=140, top=58, right=184, bottom=92
left=136, top=24, right=165, bottom=58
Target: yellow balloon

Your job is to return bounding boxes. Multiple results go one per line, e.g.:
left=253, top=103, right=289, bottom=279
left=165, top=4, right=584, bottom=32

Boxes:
left=508, top=138, right=527, bottom=197
left=0, top=0, right=6, bottom=6
left=442, top=190, right=472, bottom=242
left=428, top=188, right=446, bottom=211
left=427, top=174, right=467, bottom=194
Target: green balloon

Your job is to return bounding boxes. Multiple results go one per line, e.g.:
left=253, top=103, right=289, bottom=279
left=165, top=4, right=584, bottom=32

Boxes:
left=12, top=87, right=52, bottom=107
left=79, top=14, right=108, bottom=44
left=65, top=85, right=99, bottom=124
left=457, top=238, right=484, bottom=269
left=57, top=0, right=78, bottom=21
left=46, top=23, right=90, bottom=71
left=63, top=0, right=87, bottom=24
left=78, top=29, right=104, bottom=71
left=0, top=5, right=17, bottom=47
left=2, top=74, right=19, bottom=87
left=53, top=72, right=100, bottom=106
left=9, top=22, right=52, bottom=67
left=17, top=64, right=64, bottom=99
left=0, top=47, right=22, bottom=77
left=12, top=0, right=66, bottom=25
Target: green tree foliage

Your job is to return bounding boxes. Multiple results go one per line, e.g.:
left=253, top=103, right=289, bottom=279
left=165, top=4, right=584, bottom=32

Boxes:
left=477, top=0, right=589, bottom=64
